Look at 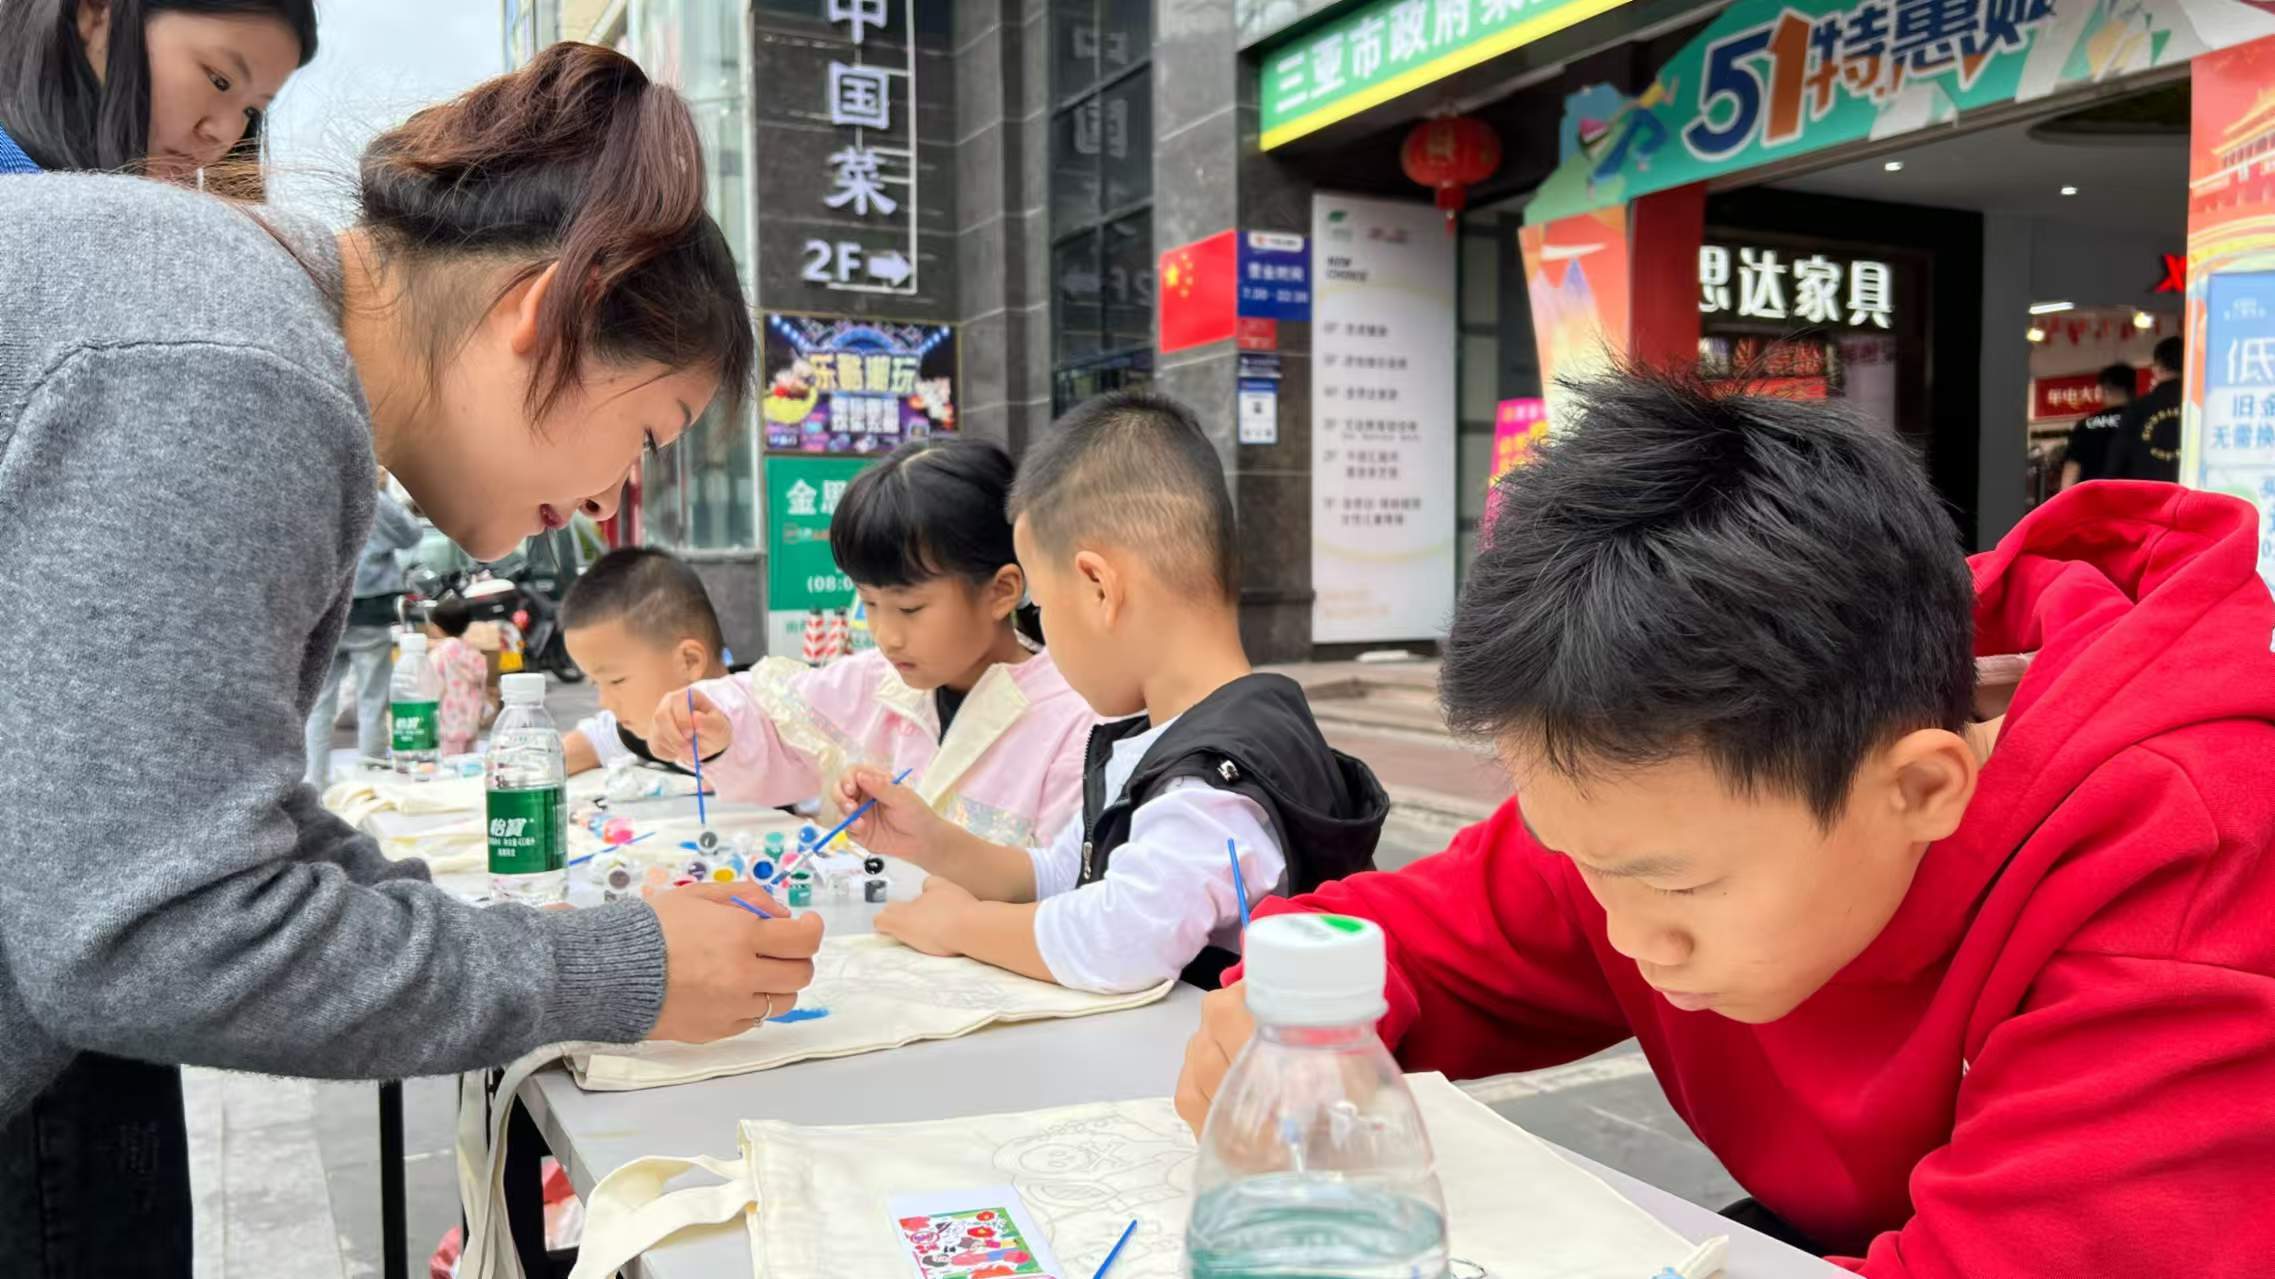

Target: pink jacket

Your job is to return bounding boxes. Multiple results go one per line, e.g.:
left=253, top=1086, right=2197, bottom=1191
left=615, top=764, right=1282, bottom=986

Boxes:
left=693, top=648, right=1097, bottom=850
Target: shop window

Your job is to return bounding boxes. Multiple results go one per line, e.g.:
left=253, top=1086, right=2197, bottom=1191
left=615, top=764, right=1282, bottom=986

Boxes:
left=1050, top=0, right=1153, bottom=406
left=628, top=0, right=757, bottom=551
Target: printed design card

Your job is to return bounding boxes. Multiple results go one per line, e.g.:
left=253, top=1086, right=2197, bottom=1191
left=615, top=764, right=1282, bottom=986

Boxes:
left=889, top=1185, right=1064, bottom=1279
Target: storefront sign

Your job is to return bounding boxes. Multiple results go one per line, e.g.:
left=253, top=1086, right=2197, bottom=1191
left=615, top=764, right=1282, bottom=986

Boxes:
left=2031, top=370, right=2125, bottom=421
left=1260, top=0, right=1642, bottom=149
left=764, top=455, right=874, bottom=658
left=1237, top=230, right=1313, bottom=321
left=760, top=313, right=956, bottom=454
left=801, top=0, right=922, bottom=295
left=1700, top=243, right=1893, bottom=328
left=1311, top=193, right=1458, bottom=643
left=1528, top=0, right=2275, bottom=224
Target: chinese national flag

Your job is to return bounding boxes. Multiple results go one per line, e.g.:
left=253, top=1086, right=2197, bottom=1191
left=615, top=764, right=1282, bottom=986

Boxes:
left=1158, top=229, right=1238, bottom=353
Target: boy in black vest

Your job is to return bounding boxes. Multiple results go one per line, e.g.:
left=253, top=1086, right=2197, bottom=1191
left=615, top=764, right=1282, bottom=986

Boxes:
left=837, top=389, right=1388, bottom=992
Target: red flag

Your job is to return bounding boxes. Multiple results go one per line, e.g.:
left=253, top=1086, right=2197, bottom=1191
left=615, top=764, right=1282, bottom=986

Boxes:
left=1158, top=229, right=1238, bottom=353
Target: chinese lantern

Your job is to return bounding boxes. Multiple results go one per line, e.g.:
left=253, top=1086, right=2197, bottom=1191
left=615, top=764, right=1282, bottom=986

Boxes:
left=1401, top=116, right=1501, bottom=229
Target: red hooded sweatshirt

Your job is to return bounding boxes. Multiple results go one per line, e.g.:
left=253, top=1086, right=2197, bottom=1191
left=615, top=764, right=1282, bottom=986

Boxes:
left=1242, top=482, right=2275, bottom=1276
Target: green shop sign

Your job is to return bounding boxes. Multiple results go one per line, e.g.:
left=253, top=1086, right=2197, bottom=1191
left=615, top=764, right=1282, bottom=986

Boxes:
left=766, top=454, right=873, bottom=615
left=1259, top=0, right=1641, bottom=150
left=1526, top=0, right=2275, bottom=224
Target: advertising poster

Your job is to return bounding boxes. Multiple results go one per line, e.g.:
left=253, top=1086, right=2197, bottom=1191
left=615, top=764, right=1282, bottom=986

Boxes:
left=2184, top=35, right=2275, bottom=593
left=1310, top=193, right=1458, bottom=644
left=764, top=455, right=875, bottom=659
left=1518, top=206, right=1631, bottom=435
left=760, top=313, right=956, bottom=454
left=1528, top=0, right=2275, bottom=225
left=1483, top=396, right=1548, bottom=536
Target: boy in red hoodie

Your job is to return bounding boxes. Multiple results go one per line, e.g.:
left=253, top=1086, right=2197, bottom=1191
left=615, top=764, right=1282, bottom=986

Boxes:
left=1175, top=371, right=2275, bottom=1276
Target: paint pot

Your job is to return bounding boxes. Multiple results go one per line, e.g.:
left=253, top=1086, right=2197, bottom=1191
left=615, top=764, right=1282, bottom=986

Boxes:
left=786, top=871, right=814, bottom=909
left=698, top=829, right=721, bottom=852
left=863, top=876, right=888, bottom=904
left=684, top=857, right=711, bottom=880
left=862, top=856, right=886, bottom=875
left=748, top=858, right=775, bottom=882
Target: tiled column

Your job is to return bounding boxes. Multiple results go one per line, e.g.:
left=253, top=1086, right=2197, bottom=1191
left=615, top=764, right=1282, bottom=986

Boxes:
left=954, top=0, right=1055, bottom=454
left=1154, top=0, right=1318, bottom=661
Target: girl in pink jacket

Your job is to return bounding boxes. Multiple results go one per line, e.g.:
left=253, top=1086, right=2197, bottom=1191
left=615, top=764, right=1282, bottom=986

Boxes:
left=651, top=438, right=1095, bottom=850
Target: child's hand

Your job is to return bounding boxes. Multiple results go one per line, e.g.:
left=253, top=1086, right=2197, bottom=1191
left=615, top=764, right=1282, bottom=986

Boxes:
left=1175, top=982, right=1257, bottom=1135
left=834, top=765, right=948, bottom=865
left=874, top=877, right=978, bottom=957
left=649, top=687, right=732, bottom=765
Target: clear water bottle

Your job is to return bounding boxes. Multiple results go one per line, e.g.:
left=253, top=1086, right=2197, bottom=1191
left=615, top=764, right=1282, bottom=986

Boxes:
left=1186, top=915, right=1448, bottom=1279
left=388, top=631, right=442, bottom=775
left=486, top=673, right=567, bottom=906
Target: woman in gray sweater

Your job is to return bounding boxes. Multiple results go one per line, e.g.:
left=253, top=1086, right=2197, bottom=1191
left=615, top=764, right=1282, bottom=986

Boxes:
left=0, top=42, right=819, bottom=1275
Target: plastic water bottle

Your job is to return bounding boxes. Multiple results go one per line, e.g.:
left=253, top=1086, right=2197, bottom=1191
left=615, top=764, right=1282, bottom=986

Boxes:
left=388, top=631, right=441, bottom=775
left=1186, top=915, right=1449, bottom=1279
left=486, top=673, right=567, bottom=906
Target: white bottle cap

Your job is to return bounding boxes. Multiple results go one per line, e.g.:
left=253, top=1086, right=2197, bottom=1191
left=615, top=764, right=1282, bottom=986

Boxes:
left=397, top=631, right=428, bottom=656
left=1241, top=914, right=1389, bottom=1027
left=501, top=673, right=547, bottom=705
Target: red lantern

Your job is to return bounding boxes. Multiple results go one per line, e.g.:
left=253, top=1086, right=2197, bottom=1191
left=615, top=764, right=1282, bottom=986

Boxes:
left=1401, top=116, right=1501, bottom=229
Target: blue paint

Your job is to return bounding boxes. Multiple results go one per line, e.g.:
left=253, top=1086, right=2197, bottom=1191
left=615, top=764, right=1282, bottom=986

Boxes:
left=767, top=1007, right=830, bottom=1024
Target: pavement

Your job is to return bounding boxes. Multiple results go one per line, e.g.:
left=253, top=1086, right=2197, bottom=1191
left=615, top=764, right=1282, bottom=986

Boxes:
left=187, top=659, right=1736, bottom=1278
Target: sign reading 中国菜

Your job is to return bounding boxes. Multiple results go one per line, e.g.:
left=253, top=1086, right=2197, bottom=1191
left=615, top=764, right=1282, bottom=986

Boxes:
left=1259, top=0, right=1642, bottom=150
left=800, top=0, right=922, bottom=294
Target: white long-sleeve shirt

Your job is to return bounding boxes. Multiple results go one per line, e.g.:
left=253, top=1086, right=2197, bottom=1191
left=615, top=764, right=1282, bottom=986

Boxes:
left=1025, top=719, right=1286, bottom=994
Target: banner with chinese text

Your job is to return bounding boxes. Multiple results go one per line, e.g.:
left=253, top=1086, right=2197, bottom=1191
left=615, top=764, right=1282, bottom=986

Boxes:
left=1311, top=193, right=1458, bottom=643
left=764, top=455, right=876, bottom=659
left=1527, top=0, right=2275, bottom=225
left=760, top=313, right=956, bottom=455
left=2184, top=36, right=2275, bottom=593
left=1259, top=0, right=1642, bottom=149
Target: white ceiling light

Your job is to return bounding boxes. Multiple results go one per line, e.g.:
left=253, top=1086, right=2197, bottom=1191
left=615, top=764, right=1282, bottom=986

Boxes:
left=2027, top=326, right=2048, bottom=343
left=2059, top=185, right=2079, bottom=196
left=1884, top=160, right=1905, bottom=172
left=2133, top=311, right=2155, bottom=330
left=2028, top=301, right=2075, bottom=315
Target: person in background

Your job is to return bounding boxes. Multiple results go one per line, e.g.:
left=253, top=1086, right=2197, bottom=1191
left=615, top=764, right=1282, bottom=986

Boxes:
left=648, top=437, right=1096, bottom=854
left=559, top=547, right=738, bottom=777
left=427, top=594, right=491, bottom=759
left=0, top=0, right=314, bottom=192
left=301, top=481, right=423, bottom=786
left=2103, top=336, right=2185, bottom=484
left=0, top=44, right=818, bottom=1275
left=2058, top=362, right=2137, bottom=490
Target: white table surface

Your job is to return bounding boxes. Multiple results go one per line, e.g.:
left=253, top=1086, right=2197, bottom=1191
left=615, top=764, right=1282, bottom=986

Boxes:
left=514, top=898, right=1847, bottom=1279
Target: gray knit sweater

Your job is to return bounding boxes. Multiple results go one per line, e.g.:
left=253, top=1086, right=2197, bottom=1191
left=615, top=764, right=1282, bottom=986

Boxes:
left=0, top=175, right=666, bottom=1121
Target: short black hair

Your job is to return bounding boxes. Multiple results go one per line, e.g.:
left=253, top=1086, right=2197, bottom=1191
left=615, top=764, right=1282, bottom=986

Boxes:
left=1010, top=390, right=1238, bottom=601
left=429, top=594, right=473, bottom=638
left=560, top=547, right=724, bottom=655
left=830, top=436, right=1041, bottom=642
left=1442, top=369, right=1976, bottom=824
left=2153, top=336, right=2184, bottom=375
left=2098, top=363, right=2137, bottom=397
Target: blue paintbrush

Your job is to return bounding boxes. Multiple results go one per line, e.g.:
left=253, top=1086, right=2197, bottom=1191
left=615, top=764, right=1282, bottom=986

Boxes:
left=774, top=766, right=914, bottom=885
left=1227, top=837, right=1251, bottom=933
left=1092, top=1219, right=1138, bottom=1278
left=687, top=687, right=709, bottom=828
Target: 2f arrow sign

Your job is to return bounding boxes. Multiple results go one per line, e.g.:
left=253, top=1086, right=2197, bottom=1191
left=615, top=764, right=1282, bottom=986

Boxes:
left=867, top=250, right=911, bottom=285
left=800, top=239, right=917, bottom=291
